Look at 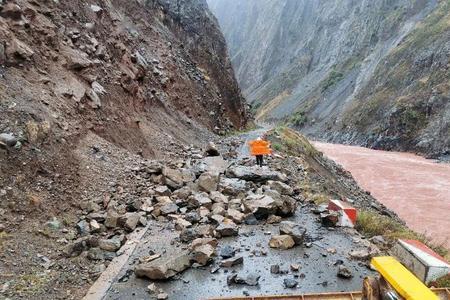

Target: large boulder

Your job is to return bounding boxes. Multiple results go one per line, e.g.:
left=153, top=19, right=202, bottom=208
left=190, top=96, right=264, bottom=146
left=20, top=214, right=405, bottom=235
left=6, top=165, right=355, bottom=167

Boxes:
left=135, top=251, right=191, bottom=280
left=267, top=181, right=294, bottom=195
left=226, top=166, right=287, bottom=182
left=244, top=195, right=277, bottom=220
left=201, top=156, right=229, bottom=175
left=218, top=178, right=247, bottom=196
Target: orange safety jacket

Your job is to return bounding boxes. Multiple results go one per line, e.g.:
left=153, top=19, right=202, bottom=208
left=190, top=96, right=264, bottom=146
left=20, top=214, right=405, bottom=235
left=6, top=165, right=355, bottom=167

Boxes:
left=248, top=140, right=272, bottom=156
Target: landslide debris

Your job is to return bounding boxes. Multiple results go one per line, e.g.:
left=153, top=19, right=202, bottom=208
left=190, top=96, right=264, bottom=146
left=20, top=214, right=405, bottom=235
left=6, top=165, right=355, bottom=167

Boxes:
left=0, top=0, right=249, bottom=298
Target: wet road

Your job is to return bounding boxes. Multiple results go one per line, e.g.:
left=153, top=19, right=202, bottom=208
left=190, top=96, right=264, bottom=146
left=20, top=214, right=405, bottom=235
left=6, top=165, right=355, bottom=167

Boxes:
left=104, top=205, right=374, bottom=300
left=313, top=142, right=450, bottom=248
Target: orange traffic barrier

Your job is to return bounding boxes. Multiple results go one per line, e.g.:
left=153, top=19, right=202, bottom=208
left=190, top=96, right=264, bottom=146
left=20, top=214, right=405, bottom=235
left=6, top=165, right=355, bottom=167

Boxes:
left=248, top=139, right=272, bottom=156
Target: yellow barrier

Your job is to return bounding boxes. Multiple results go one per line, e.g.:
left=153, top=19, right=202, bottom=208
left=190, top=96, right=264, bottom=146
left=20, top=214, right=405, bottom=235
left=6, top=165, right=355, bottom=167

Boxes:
left=371, top=256, right=439, bottom=300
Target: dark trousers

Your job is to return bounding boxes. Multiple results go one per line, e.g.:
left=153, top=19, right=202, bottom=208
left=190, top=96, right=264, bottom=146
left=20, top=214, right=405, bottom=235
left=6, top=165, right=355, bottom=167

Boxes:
left=256, top=155, right=264, bottom=167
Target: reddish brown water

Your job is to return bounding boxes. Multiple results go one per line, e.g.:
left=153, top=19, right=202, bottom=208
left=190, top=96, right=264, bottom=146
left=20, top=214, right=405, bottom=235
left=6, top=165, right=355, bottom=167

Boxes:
left=314, top=142, right=450, bottom=248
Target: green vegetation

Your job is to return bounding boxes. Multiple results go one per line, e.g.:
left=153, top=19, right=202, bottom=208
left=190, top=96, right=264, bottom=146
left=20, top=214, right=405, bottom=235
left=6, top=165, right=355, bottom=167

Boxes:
left=321, top=69, right=344, bottom=92
left=356, top=210, right=448, bottom=258
left=272, top=143, right=282, bottom=151
left=270, top=126, right=320, bottom=158
left=10, top=271, right=51, bottom=295
left=288, top=111, right=308, bottom=127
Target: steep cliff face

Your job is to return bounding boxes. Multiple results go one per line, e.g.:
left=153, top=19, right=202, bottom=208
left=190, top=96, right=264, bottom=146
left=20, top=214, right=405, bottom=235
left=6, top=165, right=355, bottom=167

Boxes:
left=208, top=0, right=449, bottom=157
left=0, top=0, right=248, bottom=158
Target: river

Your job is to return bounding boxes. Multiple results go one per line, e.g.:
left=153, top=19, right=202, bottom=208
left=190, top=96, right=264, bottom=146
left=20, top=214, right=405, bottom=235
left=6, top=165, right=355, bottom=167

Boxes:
left=313, top=142, right=450, bottom=249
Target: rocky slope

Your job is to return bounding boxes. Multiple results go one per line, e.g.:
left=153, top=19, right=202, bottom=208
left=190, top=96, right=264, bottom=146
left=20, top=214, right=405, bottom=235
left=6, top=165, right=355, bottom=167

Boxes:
left=0, top=0, right=248, bottom=298
left=208, top=0, right=449, bottom=158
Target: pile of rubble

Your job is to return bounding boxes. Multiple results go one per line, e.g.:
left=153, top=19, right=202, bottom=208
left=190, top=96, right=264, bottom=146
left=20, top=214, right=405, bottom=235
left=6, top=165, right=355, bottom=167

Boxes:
left=63, top=142, right=306, bottom=275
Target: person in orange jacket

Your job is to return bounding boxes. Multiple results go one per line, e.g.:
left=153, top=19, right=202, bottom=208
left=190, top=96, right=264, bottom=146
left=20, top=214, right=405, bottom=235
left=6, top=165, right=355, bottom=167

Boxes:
left=248, top=137, right=272, bottom=167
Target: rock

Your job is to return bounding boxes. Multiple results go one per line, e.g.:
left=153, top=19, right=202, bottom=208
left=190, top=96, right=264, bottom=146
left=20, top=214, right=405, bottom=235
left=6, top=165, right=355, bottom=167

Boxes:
left=157, top=293, right=168, bottom=300
left=205, top=142, right=220, bottom=156
left=226, top=209, right=245, bottom=224
left=162, top=167, right=185, bottom=189
left=226, top=166, right=287, bottom=182
left=320, top=211, right=339, bottom=227
left=147, top=283, right=158, bottom=293
left=278, top=196, right=297, bottom=217
left=89, top=219, right=101, bottom=232
left=160, top=203, right=179, bottom=215
left=283, top=278, right=298, bottom=288
left=220, top=245, right=236, bottom=259
left=267, top=181, right=294, bottom=195
left=189, top=193, right=213, bottom=209
left=185, top=212, right=201, bottom=224
left=337, top=265, right=353, bottom=278
left=349, top=249, right=371, bottom=260
left=190, top=238, right=218, bottom=250
left=155, top=185, right=171, bottom=196
left=179, top=228, right=199, bottom=243
left=76, top=220, right=90, bottom=235
left=290, top=264, right=300, bottom=271
left=202, top=157, right=229, bottom=174
left=62, top=46, right=93, bottom=70
left=135, top=250, right=191, bottom=280
left=270, top=264, right=280, bottom=274
left=192, top=244, right=215, bottom=266
left=269, top=235, right=295, bottom=250
left=6, top=38, right=34, bottom=63
left=175, top=218, right=192, bottom=230
left=0, top=133, right=17, bottom=147
left=220, top=256, right=243, bottom=267
left=227, top=274, right=260, bottom=286
left=86, top=89, right=102, bottom=109
left=99, top=235, right=124, bottom=252
left=105, top=211, right=120, bottom=228
left=216, top=222, right=238, bottom=237
left=63, top=236, right=98, bottom=257
left=266, top=215, right=282, bottom=224
left=211, top=205, right=226, bottom=216
left=197, top=224, right=215, bottom=237
left=244, top=195, right=277, bottom=219
left=119, top=213, right=140, bottom=231
left=210, top=214, right=225, bottom=224
left=312, top=204, right=328, bottom=214
left=0, top=2, right=23, bottom=19
left=197, top=172, right=219, bottom=192
left=90, top=4, right=103, bottom=13
left=279, top=221, right=306, bottom=245
left=210, top=191, right=229, bottom=204
left=219, top=178, right=247, bottom=196
left=243, top=214, right=258, bottom=225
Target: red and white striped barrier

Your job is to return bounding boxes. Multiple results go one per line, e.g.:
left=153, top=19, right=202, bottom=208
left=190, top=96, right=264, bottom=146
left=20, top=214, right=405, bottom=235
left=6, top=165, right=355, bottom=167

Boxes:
left=328, top=199, right=357, bottom=228
left=392, top=239, right=450, bottom=284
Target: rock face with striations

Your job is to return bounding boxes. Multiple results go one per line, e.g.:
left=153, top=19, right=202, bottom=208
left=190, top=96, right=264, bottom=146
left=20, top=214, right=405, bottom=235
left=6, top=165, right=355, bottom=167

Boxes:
left=208, top=0, right=449, bottom=158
